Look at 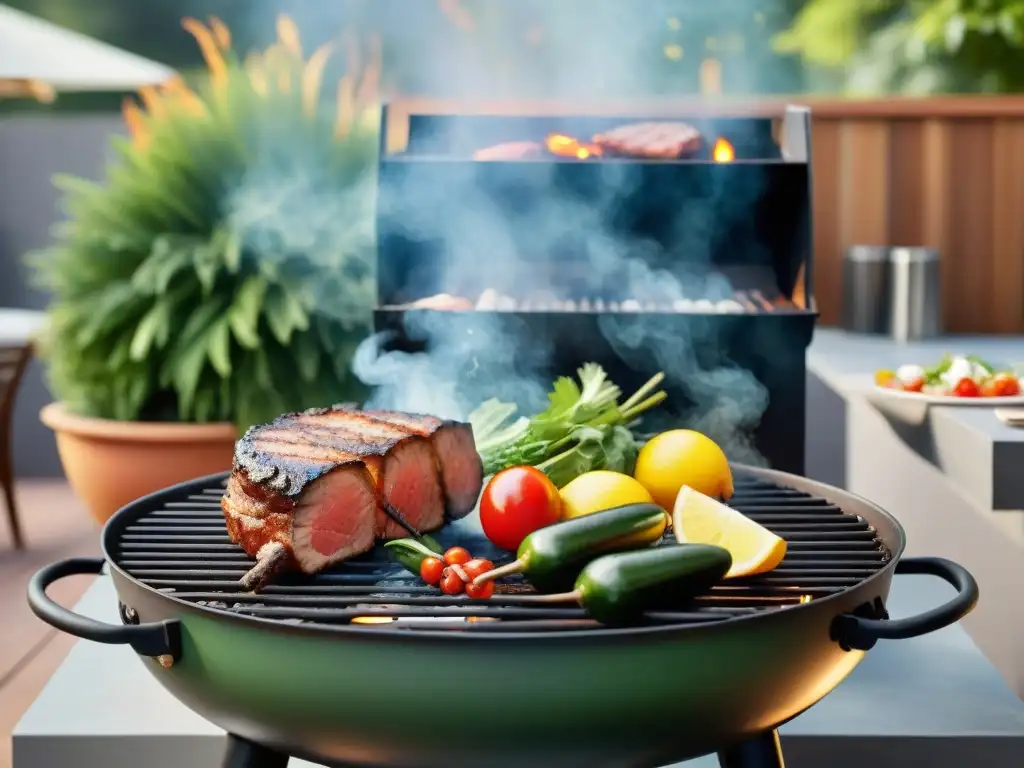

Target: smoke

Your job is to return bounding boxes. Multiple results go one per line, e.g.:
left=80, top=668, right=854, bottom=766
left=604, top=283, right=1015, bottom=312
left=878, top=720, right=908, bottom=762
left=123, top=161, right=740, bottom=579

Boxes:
left=355, top=151, right=777, bottom=465
left=343, top=3, right=792, bottom=465
left=223, top=1, right=800, bottom=465
left=353, top=310, right=552, bottom=419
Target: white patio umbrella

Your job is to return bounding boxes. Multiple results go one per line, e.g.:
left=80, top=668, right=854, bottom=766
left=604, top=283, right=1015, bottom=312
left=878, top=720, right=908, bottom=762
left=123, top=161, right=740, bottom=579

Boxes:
left=0, top=3, right=175, bottom=100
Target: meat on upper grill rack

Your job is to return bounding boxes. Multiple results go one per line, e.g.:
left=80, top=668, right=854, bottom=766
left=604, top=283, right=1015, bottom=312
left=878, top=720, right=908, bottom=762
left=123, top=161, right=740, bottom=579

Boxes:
left=112, top=474, right=891, bottom=634
left=385, top=289, right=801, bottom=314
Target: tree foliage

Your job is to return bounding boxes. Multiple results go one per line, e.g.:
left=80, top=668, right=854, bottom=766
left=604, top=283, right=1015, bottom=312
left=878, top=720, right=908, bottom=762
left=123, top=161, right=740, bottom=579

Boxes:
left=776, top=0, right=1024, bottom=94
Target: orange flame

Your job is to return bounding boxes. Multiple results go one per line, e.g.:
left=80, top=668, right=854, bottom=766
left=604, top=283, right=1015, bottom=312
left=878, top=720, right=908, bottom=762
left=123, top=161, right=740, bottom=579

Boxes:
left=545, top=133, right=602, bottom=160
left=713, top=137, right=735, bottom=163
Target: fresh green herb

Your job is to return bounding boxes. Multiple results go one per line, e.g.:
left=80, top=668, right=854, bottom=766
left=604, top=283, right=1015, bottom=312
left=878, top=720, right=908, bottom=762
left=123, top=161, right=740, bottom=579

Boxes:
left=469, top=365, right=667, bottom=488
left=534, top=425, right=641, bottom=494
left=923, top=353, right=952, bottom=385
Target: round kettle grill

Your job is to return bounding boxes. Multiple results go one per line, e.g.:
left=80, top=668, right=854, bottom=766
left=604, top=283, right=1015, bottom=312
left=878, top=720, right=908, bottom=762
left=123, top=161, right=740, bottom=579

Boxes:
left=28, top=466, right=978, bottom=768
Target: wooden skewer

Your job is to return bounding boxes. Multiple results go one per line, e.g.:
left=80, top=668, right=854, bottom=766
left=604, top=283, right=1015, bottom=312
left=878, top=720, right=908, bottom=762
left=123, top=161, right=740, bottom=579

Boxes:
left=240, top=541, right=290, bottom=592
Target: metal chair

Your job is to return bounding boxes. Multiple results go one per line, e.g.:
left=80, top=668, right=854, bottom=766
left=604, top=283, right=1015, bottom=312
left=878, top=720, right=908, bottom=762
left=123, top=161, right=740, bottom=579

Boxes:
left=0, top=343, right=32, bottom=549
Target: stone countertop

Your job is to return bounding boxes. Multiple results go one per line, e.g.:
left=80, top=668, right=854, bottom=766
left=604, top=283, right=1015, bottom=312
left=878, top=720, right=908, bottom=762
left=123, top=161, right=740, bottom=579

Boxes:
left=809, top=328, right=1024, bottom=511
left=14, top=572, right=1024, bottom=768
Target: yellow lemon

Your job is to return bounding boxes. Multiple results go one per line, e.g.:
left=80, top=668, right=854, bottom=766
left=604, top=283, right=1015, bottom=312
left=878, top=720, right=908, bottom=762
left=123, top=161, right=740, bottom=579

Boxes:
left=673, top=485, right=786, bottom=578
left=634, top=429, right=734, bottom=510
left=558, top=471, right=655, bottom=519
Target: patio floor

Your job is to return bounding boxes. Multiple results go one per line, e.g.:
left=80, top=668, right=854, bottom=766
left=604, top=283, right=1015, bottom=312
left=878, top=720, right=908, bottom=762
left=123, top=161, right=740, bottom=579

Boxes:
left=0, top=481, right=99, bottom=768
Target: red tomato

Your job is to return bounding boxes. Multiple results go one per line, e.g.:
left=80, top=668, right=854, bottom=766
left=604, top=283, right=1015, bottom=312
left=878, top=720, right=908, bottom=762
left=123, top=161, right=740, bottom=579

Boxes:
left=465, top=580, right=495, bottom=600
left=443, top=547, right=472, bottom=566
left=440, top=567, right=465, bottom=595
left=953, top=378, right=980, bottom=397
left=462, top=558, right=495, bottom=580
left=991, top=373, right=1021, bottom=397
left=901, top=377, right=925, bottom=393
left=480, top=466, right=562, bottom=551
left=419, top=557, right=444, bottom=586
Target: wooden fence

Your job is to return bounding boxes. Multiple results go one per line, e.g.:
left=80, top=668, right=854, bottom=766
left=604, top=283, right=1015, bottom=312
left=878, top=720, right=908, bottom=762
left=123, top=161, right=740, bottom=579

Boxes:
left=389, top=97, right=1024, bottom=333
left=809, top=97, right=1024, bottom=333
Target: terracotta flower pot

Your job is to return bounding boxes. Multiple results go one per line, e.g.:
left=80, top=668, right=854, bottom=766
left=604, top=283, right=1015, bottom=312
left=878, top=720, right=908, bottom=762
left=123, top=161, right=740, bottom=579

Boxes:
left=40, top=402, right=236, bottom=525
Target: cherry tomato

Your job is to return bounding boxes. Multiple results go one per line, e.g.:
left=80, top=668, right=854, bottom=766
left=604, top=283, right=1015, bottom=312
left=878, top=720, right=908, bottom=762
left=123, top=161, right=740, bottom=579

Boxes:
left=953, top=377, right=980, bottom=397
left=443, top=546, right=472, bottom=566
left=440, top=567, right=465, bottom=595
left=480, top=466, right=562, bottom=551
left=419, top=556, right=444, bottom=585
left=901, top=377, right=925, bottom=393
left=991, top=372, right=1021, bottom=397
left=462, top=558, right=495, bottom=580
left=981, top=378, right=999, bottom=397
left=465, top=580, right=495, bottom=600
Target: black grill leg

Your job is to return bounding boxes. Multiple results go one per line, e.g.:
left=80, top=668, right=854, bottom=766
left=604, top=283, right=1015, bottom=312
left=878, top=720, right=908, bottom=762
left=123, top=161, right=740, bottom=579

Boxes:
left=717, top=730, right=785, bottom=768
left=223, top=734, right=290, bottom=768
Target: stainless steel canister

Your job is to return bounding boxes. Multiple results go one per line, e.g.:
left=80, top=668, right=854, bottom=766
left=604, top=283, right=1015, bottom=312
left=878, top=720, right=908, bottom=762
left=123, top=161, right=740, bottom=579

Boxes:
left=842, top=245, right=891, bottom=334
left=888, top=247, right=942, bottom=342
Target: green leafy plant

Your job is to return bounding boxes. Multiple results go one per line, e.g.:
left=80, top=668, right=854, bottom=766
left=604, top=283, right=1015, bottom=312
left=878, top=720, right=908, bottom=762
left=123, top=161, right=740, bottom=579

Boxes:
left=30, top=16, right=381, bottom=430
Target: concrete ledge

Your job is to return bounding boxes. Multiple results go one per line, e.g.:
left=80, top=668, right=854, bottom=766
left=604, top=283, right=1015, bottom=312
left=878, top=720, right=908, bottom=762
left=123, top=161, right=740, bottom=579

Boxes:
left=809, top=329, right=1024, bottom=511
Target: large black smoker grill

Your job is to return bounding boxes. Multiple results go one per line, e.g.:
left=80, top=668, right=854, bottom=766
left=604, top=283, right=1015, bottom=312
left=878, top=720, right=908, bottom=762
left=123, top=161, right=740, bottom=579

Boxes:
left=372, top=102, right=816, bottom=472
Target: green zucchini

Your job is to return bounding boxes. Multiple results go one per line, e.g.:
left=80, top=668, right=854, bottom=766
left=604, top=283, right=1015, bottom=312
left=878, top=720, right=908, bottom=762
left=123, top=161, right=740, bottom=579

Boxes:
left=475, top=503, right=668, bottom=592
left=575, top=544, right=732, bottom=625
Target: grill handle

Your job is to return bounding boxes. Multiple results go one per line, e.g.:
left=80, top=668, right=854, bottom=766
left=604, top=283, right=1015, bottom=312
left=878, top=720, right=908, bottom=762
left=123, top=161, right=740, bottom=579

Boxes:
left=831, top=557, right=979, bottom=652
left=27, top=557, right=181, bottom=660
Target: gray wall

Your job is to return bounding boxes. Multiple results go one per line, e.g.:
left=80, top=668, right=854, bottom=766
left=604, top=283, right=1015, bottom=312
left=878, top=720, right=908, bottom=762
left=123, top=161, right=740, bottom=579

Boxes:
left=1, top=114, right=124, bottom=477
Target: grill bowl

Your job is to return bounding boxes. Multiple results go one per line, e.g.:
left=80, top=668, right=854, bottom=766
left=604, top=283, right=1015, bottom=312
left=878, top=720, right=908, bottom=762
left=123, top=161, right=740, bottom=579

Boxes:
left=28, top=465, right=977, bottom=768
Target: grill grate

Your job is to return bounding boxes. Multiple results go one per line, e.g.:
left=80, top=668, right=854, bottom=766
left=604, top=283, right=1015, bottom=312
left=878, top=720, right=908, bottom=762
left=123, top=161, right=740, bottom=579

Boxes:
left=384, top=289, right=803, bottom=315
left=112, top=475, right=891, bottom=634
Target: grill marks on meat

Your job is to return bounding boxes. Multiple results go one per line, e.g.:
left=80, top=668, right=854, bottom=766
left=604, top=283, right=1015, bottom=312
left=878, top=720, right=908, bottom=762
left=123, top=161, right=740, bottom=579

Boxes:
left=222, top=405, right=484, bottom=590
left=591, top=122, right=703, bottom=159
left=364, top=410, right=484, bottom=519
left=473, top=123, right=704, bottom=162
left=292, top=408, right=446, bottom=538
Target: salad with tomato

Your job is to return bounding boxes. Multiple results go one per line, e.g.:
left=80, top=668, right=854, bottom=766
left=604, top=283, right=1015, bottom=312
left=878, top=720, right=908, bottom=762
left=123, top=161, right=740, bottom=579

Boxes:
left=875, top=354, right=1021, bottom=398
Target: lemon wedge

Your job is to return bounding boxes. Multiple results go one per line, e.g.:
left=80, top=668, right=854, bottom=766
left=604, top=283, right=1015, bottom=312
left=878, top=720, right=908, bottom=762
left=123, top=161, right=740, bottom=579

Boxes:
left=672, top=485, right=786, bottom=578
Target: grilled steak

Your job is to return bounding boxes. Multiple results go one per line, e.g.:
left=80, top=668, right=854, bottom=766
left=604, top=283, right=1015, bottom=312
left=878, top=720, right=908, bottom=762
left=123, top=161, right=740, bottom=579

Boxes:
left=473, top=141, right=542, bottom=161
left=363, top=409, right=484, bottom=519
left=222, top=405, right=482, bottom=589
left=591, top=122, right=703, bottom=159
